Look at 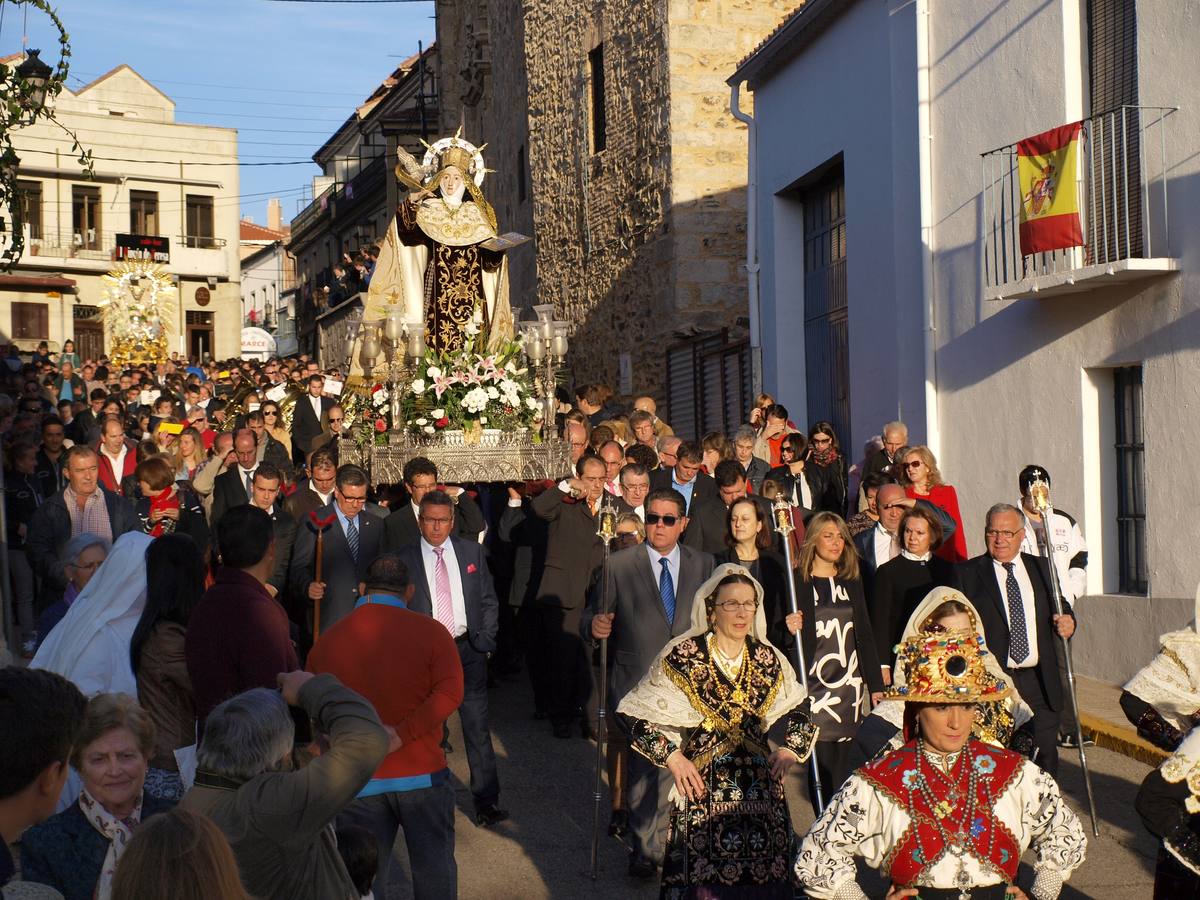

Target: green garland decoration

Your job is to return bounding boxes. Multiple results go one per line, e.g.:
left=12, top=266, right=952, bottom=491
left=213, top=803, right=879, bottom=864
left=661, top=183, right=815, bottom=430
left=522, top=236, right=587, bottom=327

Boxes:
left=0, top=1, right=95, bottom=270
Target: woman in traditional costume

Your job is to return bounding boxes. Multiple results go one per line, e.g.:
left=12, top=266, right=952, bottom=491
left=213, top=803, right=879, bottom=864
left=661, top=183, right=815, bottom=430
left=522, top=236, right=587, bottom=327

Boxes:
left=618, top=564, right=818, bottom=899
left=796, top=629, right=1087, bottom=900
left=849, top=586, right=1035, bottom=770
left=1120, top=584, right=1200, bottom=752
left=1136, top=725, right=1200, bottom=898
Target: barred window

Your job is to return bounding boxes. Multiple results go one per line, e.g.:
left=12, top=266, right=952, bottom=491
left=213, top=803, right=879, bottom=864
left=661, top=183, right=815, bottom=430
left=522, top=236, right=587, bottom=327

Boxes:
left=1113, top=365, right=1146, bottom=594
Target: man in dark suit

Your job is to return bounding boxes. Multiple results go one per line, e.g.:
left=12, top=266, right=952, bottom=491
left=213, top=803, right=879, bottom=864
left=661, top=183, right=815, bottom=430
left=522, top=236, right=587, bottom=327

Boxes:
left=290, top=373, right=333, bottom=466
left=648, top=440, right=716, bottom=515
left=209, top=429, right=259, bottom=528
left=682, top=459, right=774, bottom=555
left=289, top=464, right=384, bottom=637
left=284, top=447, right=337, bottom=524
left=382, top=456, right=485, bottom=552
left=241, top=463, right=298, bottom=597
left=958, top=502, right=1077, bottom=775
left=531, top=454, right=608, bottom=739
left=584, top=488, right=715, bottom=878
left=862, top=420, right=909, bottom=482
left=396, top=490, right=507, bottom=828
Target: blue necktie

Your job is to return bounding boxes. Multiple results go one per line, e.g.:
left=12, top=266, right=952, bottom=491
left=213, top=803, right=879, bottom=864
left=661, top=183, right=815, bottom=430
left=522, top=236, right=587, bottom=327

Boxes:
left=659, top=557, right=676, bottom=626
left=1003, top=562, right=1030, bottom=663
left=346, top=517, right=359, bottom=563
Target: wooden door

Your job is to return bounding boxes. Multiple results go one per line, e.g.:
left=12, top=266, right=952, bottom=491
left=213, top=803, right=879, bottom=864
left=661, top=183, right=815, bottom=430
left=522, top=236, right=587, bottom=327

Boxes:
left=73, top=319, right=104, bottom=363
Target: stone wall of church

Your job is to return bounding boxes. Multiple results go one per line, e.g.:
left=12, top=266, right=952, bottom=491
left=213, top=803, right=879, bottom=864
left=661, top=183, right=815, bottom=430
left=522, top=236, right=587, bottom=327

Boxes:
left=436, top=0, right=800, bottom=407
left=667, top=0, right=799, bottom=331
left=522, top=0, right=674, bottom=397
left=435, top=0, right=538, bottom=311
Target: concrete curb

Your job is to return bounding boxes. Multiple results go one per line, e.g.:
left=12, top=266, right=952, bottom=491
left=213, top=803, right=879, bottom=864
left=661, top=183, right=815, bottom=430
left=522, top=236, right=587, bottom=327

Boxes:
left=1079, top=711, right=1169, bottom=768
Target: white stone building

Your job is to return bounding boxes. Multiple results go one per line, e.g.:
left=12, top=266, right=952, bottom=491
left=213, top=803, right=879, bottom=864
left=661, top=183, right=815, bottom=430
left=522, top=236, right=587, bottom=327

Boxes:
left=730, top=0, right=1196, bottom=683
left=2, top=64, right=241, bottom=362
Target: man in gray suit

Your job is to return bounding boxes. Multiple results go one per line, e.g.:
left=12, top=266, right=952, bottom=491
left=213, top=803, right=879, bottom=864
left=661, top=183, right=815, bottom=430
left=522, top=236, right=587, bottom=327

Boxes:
left=584, top=488, right=714, bottom=878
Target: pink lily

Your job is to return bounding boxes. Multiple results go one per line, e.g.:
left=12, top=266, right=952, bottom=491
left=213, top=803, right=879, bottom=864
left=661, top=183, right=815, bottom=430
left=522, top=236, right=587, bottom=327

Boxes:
left=433, top=372, right=458, bottom=398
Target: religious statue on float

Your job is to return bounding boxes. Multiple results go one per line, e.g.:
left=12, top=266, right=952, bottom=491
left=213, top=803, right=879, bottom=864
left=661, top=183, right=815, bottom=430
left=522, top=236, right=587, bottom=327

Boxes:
left=356, top=130, right=521, bottom=372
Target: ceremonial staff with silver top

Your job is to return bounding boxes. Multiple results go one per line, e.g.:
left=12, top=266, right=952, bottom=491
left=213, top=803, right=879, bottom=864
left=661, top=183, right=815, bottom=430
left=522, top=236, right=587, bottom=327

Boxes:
left=772, top=494, right=826, bottom=814
left=590, top=492, right=619, bottom=878
left=1027, top=470, right=1100, bottom=838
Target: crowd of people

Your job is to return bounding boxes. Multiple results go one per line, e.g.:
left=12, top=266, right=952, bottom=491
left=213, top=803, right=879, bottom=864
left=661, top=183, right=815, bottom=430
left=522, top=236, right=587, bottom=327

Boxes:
left=0, top=344, right=1189, bottom=899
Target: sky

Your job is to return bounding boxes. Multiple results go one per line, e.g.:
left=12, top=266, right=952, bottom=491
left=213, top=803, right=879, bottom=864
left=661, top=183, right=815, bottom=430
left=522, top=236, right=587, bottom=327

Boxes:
left=7, top=0, right=436, bottom=225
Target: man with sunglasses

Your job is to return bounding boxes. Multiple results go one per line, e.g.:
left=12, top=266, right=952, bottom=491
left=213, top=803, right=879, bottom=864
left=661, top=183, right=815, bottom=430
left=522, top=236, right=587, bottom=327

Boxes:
left=958, top=502, right=1077, bottom=775
left=584, top=488, right=714, bottom=878
left=307, top=404, right=349, bottom=457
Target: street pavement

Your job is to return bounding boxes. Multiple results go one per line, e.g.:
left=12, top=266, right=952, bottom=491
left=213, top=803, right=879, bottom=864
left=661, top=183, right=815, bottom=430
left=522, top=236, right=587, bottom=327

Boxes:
left=389, top=668, right=1160, bottom=899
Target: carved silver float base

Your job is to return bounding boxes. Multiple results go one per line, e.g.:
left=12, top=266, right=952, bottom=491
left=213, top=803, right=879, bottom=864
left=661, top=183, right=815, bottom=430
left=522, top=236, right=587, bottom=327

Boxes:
left=339, top=434, right=571, bottom=483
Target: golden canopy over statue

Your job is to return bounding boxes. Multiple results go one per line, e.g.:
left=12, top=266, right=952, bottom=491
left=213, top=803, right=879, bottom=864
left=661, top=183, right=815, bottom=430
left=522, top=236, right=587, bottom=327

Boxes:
left=358, top=130, right=515, bottom=367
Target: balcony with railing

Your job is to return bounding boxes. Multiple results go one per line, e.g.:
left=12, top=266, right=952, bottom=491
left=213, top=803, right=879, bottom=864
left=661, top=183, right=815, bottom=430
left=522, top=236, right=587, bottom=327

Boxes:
left=982, top=106, right=1179, bottom=301
left=315, top=292, right=364, bottom=372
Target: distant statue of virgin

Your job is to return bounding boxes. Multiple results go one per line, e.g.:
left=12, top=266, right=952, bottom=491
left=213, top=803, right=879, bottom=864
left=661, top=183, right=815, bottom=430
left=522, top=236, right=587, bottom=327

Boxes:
left=363, top=131, right=515, bottom=355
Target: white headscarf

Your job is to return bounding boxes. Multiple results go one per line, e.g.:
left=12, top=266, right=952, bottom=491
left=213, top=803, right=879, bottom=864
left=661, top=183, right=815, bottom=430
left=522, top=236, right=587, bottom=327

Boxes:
left=31, top=531, right=153, bottom=697
left=1123, top=581, right=1200, bottom=731
left=617, top=563, right=807, bottom=730
left=874, top=585, right=1033, bottom=729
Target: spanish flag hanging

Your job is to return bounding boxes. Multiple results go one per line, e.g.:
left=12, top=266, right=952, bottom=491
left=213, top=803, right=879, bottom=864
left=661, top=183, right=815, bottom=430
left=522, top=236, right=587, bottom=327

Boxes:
left=1017, top=122, right=1084, bottom=256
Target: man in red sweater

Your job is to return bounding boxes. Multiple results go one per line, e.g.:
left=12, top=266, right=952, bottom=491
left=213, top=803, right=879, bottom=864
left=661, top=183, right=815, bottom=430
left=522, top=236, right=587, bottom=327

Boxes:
left=308, top=552, right=464, bottom=900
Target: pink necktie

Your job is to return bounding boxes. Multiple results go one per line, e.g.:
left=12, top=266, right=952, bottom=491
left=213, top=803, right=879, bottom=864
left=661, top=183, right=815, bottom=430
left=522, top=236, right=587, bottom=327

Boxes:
left=433, top=546, right=455, bottom=634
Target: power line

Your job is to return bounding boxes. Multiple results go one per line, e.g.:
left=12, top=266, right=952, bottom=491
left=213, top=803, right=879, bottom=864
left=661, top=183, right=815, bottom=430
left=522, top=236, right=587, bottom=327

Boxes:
left=16, top=147, right=316, bottom=166
left=67, top=70, right=372, bottom=98
left=17, top=132, right=339, bottom=149
left=65, top=77, right=368, bottom=111
left=16, top=134, right=316, bottom=158
left=26, top=187, right=311, bottom=211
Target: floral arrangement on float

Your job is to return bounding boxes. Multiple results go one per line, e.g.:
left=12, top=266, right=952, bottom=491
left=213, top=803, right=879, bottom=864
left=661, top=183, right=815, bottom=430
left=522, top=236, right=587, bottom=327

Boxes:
left=356, top=337, right=542, bottom=445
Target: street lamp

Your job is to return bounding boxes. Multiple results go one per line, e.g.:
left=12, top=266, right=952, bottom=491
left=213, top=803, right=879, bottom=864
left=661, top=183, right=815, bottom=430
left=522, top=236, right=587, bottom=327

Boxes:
left=15, top=50, right=53, bottom=123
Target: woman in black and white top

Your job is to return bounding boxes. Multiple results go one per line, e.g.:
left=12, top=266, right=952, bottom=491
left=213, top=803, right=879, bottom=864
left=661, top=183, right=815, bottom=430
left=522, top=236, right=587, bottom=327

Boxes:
left=784, top=511, right=885, bottom=806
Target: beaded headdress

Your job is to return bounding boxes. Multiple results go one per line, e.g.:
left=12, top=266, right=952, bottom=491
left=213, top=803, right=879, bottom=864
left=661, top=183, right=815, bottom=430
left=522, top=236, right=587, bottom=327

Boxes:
left=886, top=629, right=1011, bottom=705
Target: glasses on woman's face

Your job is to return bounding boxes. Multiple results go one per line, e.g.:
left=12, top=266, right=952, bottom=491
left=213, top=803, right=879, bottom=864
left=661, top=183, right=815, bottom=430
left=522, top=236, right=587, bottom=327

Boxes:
left=715, top=599, right=759, bottom=612
left=904, top=460, right=923, bottom=470
left=263, top=409, right=278, bottom=418
left=780, top=446, right=796, bottom=456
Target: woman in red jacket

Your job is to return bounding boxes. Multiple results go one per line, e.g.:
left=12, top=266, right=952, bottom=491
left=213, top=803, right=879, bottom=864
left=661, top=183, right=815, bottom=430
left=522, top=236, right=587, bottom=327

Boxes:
left=898, top=445, right=968, bottom=562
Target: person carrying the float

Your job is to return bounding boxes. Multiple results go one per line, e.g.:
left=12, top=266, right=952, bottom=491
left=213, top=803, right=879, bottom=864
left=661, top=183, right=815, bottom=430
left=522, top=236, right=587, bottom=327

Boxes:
left=795, top=627, right=1087, bottom=900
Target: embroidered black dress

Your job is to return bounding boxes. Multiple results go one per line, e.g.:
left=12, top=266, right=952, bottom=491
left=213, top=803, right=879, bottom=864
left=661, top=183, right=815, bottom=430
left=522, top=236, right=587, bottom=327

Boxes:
left=628, top=634, right=815, bottom=899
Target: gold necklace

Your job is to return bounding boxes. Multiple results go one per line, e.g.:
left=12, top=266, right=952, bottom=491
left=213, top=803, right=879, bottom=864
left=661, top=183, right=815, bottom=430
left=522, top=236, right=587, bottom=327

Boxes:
left=706, top=634, right=752, bottom=714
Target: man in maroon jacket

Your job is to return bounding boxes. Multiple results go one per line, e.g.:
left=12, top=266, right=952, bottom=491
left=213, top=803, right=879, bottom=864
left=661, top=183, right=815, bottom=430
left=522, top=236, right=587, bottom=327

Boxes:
left=186, top=504, right=299, bottom=730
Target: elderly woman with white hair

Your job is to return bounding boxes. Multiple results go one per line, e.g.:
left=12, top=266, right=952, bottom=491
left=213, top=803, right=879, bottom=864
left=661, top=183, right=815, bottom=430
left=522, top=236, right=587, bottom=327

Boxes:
left=34, top=532, right=110, bottom=650
left=181, top=671, right=389, bottom=900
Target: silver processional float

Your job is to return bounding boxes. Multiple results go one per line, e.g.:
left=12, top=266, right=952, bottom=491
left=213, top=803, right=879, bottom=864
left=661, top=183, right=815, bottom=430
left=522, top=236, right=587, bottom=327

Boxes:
left=771, top=495, right=826, bottom=815
left=1027, top=471, right=1101, bottom=837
